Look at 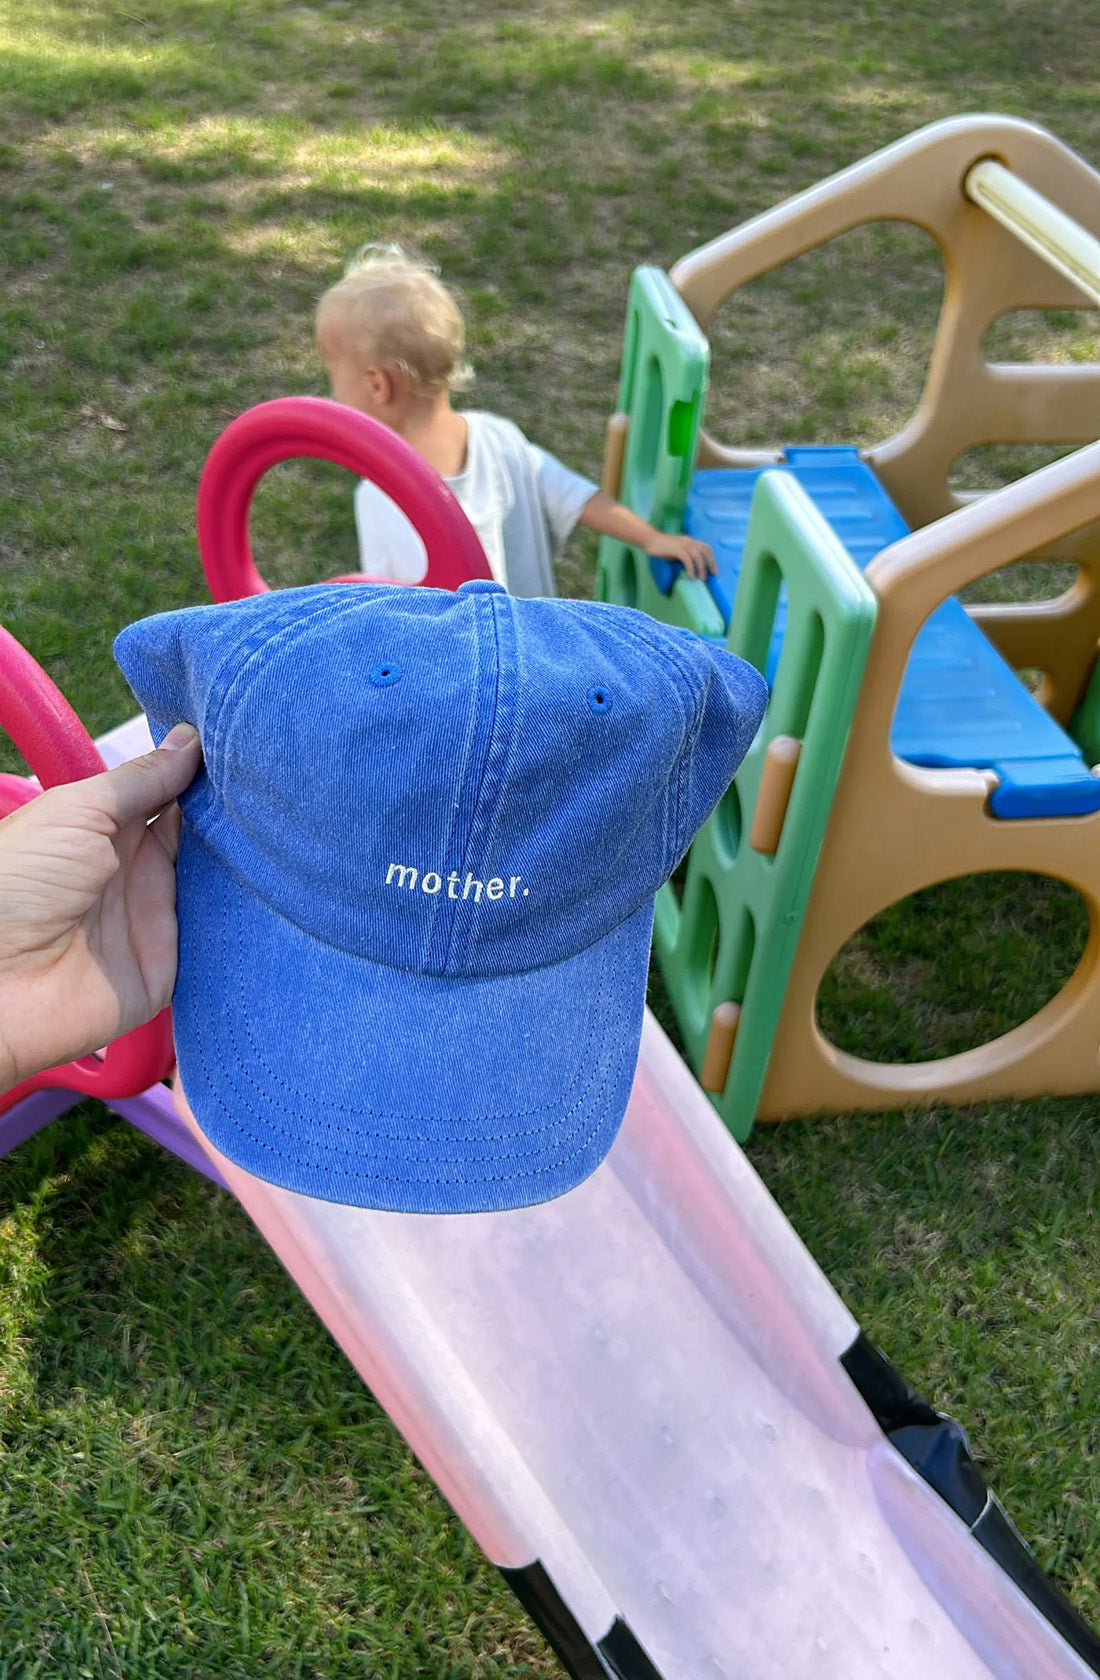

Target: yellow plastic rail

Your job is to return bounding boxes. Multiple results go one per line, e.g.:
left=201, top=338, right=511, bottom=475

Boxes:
left=965, top=157, right=1100, bottom=308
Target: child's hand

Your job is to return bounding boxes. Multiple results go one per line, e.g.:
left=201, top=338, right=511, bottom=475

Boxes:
left=577, top=494, right=718, bottom=582
left=0, top=723, right=202, bottom=1092
left=647, top=532, right=718, bottom=581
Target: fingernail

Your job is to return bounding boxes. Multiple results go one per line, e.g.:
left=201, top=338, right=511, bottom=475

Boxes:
left=161, top=722, right=199, bottom=751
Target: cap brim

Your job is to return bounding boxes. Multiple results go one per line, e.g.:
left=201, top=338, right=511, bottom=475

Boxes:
left=172, top=828, right=654, bottom=1214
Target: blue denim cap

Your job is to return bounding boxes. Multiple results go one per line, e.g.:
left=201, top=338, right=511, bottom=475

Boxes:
left=115, top=580, right=767, bottom=1214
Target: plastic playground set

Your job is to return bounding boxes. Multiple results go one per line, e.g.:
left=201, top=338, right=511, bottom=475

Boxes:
left=3, top=113, right=1100, bottom=1679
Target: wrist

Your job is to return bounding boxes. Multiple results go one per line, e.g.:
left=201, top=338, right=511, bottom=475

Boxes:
left=0, top=977, right=32, bottom=1096
left=0, top=1031, right=20, bottom=1097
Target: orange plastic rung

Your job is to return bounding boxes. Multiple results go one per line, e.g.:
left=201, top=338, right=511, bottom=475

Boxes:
left=601, top=412, right=629, bottom=499
left=749, top=736, right=802, bottom=855
left=700, top=1001, right=741, bottom=1092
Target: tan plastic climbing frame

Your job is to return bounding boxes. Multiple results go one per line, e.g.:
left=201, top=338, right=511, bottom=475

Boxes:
left=669, top=114, right=1100, bottom=1117
left=672, top=113, right=1100, bottom=728
left=758, top=445, right=1100, bottom=1117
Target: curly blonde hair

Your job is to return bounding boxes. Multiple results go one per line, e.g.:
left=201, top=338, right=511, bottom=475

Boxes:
left=316, top=243, right=473, bottom=394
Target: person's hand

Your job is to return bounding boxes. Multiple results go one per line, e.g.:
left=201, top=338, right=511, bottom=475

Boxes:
left=0, top=723, right=202, bottom=1092
left=646, top=531, right=718, bottom=581
left=577, top=493, right=718, bottom=583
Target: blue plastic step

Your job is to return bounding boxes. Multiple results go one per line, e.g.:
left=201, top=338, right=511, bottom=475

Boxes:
left=672, top=447, right=1100, bottom=820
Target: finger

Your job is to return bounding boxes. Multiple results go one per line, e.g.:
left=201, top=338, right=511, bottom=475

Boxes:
left=150, top=798, right=184, bottom=863
left=100, top=724, right=202, bottom=829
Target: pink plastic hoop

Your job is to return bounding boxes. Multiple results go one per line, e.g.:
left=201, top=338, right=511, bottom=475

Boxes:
left=196, top=396, right=492, bottom=601
left=0, top=626, right=106, bottom=789
left=0, top=627, right=175, bottom=1113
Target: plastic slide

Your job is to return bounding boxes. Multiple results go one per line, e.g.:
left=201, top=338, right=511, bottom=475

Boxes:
left=6, top=973, right=1096, bottom=1677
left=95, top=1021, right=1097, bottom=1680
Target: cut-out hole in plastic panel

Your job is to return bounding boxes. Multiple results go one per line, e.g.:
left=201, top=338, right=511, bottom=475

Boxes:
left=737, top=549, right=784, bottom=676
left=957, top=556, right=1080, bottom=608
left=722, top=903, right=755, bottom=1007
left=775, top=607, right=825, bottom=739
left=630, top=352, right=665, bottom=523
left=704, top=221, right=943, bottom=454
left=668, top=396, right=701, bottom=488
left=683, top=869, right=720, bottom=1023
left=982, top=307, right=1100, bottom=367
left=948, top=443, right=1078, bottom=500
left=816, top=871, right=1089, bottom=1065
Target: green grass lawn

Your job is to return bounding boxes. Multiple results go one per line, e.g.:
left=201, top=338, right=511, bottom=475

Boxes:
left=2, top=0, right=1100, bottom=1673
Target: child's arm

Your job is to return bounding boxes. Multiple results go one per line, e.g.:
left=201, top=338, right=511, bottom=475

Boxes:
left=577, top=492, right=717, bottom=582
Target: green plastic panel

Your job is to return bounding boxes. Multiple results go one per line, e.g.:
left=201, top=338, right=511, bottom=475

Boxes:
left=1069, top=655, right=1100, bottom=768
left=596, top=266, right=715, bottom=629
left=654, top=470, right=877, bottom=1141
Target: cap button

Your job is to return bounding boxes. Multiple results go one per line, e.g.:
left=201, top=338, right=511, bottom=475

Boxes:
left=457, top=578, right=506, bottom=595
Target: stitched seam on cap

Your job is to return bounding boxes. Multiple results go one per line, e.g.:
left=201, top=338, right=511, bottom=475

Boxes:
left=598, top=610, right=706, bottom=709
left=672, top=670, right=709, bottom=863
left=183, top=876, right=627, bottom=1156
left=614, top=615, right=736, bottom=862
left=439, top=591, right=511, bottom=974
left=605, top=612, right=706, bottom=869
left=205, top=592, right=348, bottom=780
left=224, top=993, right=606, bottom=1149
left=423, top=602, right=486, bottom=973
left=202, top=593, right=331, bottom=764
left=452, top=592, right=519, bottom=973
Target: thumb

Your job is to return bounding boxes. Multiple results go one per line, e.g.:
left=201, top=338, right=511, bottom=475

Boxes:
left=100, top=723, right=203, bottom=827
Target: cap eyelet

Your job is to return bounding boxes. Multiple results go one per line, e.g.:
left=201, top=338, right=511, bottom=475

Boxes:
left=369, top=663, right=403, bottom=687
left=586, top=685, right=613, bottom=715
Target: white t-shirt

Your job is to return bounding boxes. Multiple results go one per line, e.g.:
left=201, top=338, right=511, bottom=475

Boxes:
left=354, top=410, right=597, bottom=598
